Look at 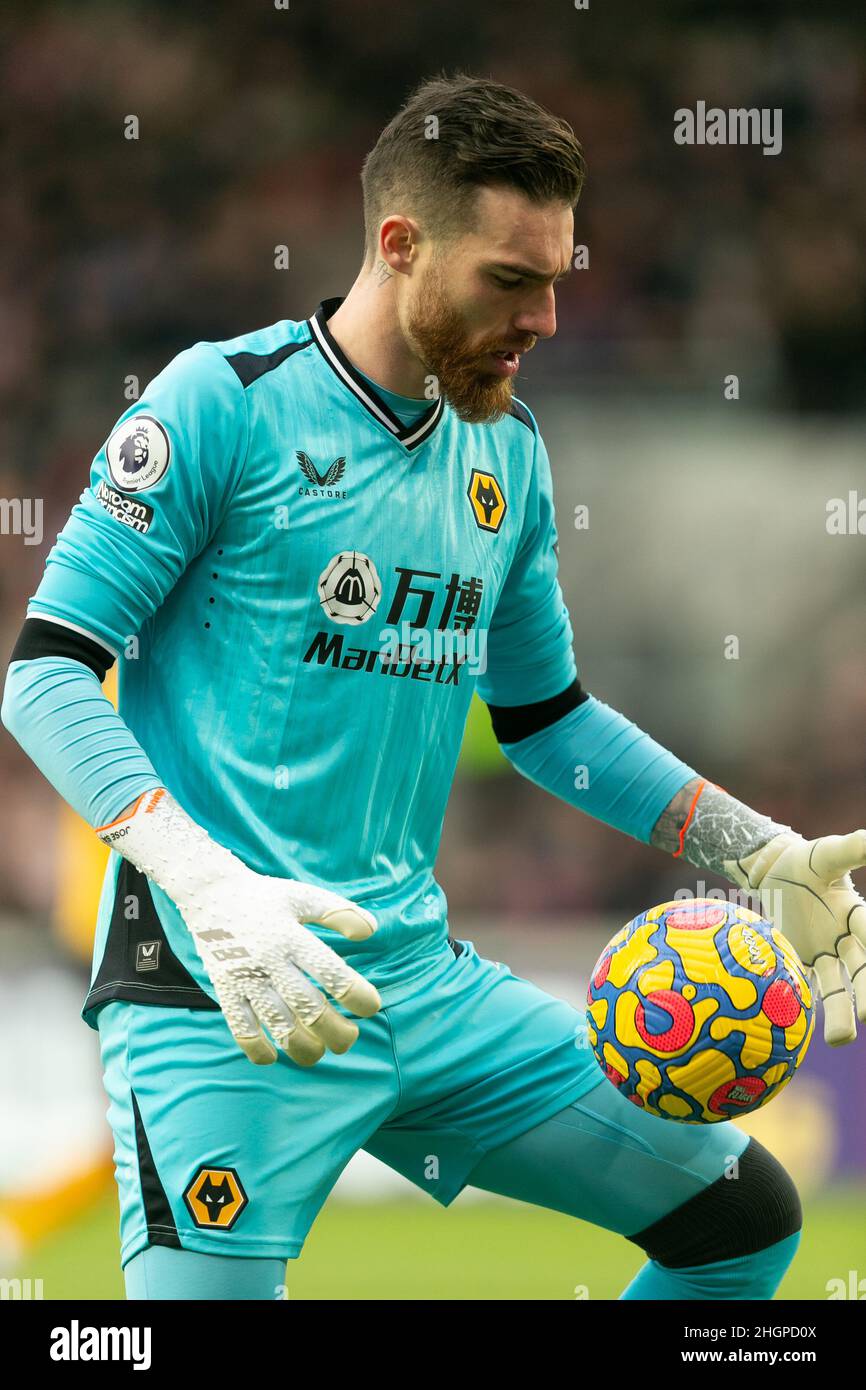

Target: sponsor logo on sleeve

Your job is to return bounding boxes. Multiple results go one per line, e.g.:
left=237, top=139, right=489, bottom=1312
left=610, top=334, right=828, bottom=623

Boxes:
left=106, top=414, right=171, bottom=491
left=94, top=479, right=154, bottom=533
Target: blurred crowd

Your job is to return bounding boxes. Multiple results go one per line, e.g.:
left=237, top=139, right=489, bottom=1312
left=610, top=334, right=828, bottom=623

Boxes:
left=1, top=1, right=865, bottom=927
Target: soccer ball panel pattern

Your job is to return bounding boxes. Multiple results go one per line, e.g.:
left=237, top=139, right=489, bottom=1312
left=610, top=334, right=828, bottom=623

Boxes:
left=586, top=899, right=814, bottom=1123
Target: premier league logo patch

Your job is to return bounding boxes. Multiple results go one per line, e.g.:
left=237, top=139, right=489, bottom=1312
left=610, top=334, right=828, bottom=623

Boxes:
left=106, top=414, right=171, bottom=492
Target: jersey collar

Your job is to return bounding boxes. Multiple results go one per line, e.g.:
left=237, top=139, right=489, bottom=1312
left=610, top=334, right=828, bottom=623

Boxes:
left=308, top=297, right=444, bottom=451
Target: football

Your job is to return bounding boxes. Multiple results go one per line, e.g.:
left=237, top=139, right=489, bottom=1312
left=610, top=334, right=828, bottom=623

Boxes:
left=586, top=898, right=815, bottom=1123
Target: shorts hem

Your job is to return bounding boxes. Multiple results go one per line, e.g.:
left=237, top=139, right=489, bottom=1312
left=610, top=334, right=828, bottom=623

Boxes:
left=433, top=1068, right=605, bottom=1208
left=121, top=1229, right=305, bottom=1268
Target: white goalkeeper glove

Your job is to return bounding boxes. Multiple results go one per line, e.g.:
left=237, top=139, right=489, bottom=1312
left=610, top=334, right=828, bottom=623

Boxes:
left=725, top=830, right=866, bottom=1045
left=97, top=788, right=381, bottom=1066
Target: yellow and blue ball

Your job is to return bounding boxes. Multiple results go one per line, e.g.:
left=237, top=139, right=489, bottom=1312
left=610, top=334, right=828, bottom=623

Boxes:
left=586, top=898, right=814, bottom=1123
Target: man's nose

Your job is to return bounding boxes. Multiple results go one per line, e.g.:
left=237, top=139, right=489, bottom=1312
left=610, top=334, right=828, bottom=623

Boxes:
left=513, top=286, right=557, bottom=341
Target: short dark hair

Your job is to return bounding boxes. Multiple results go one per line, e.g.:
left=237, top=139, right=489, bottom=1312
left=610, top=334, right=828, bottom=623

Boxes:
left=360, top=72, right=586, bottom=260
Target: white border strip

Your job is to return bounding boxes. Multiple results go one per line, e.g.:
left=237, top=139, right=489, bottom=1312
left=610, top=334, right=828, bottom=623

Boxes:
left=401, top=397, right=443, bottom=448
left=25, top=608, right=120, bottom=661
left=309, top=313, right=401, bottom=434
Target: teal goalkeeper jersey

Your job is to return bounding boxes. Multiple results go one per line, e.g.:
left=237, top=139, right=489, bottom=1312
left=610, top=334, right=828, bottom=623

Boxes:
left=28, top=297, right=578, bottom=1010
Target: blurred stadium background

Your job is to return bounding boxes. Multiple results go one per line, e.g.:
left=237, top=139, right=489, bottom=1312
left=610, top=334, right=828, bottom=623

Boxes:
left=1, top=0, right=864, bottom=1298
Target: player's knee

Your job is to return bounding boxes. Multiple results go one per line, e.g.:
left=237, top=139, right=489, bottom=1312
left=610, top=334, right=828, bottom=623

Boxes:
left=626, top=1136, right=802, bottom=1269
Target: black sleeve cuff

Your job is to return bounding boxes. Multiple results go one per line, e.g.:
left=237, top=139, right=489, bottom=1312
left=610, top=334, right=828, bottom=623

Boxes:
left=486, top=676, right=589, bottom=744
left=8, top=617, right=116, bottom=682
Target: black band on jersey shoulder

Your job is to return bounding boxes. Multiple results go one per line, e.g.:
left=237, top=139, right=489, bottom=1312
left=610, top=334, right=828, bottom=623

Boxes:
left=508, top=399, right=535, bottom=432
left=225, top=337, right=313, bottom=388
left=628, top=1136, right=802, bottom=1268
left=9, top=617, right=116, bottom=682
left=84, top=860, right=220, bottom=1020
left=487, top=677, right=589, bottom=744
left=131, top=1091, right=182, bottom=1251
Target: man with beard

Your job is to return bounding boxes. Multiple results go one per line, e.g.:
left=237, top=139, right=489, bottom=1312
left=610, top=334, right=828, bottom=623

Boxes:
left=4, top=73, right=865, bottom=1302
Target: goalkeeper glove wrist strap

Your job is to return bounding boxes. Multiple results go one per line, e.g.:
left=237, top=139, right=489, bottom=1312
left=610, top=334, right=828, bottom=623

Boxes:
left=96, top=787, right=239, bottom=903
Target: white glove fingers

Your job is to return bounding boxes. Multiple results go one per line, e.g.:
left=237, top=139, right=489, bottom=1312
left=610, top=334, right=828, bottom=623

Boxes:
left=267, top=965, right=360, bottom=1058
left=837, top=933, right=866, bottom=1023
left=333, top=976, right=384, bottom=1017
left=252, top=970, right=360, bottom=1063
left=283, top=1024, right=328, bottom=1068
left=237, top=1032, right=280, bottom=1065
left=265, top=958, right=364, bottom=1054
left=304, top=1004, right=360, bottom=1055
left=223, top=994, right=278, bottom=1066
left=285, top=882, right=378, bottom=942
left=287, top=933, right=382, bottom=1017
left=245, top=979, right=326, bottom=1067
left=316, top=905, right=378, bottom=942
left=811, top=955, right=857, bottom=1045
left=258, top=962, right=326, bottom=1030
left=809, top=830, right=866, bottom=884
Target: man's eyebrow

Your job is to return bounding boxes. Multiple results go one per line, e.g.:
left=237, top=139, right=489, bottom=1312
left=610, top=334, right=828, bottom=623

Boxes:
left=487, top=261, right=573, bottom=282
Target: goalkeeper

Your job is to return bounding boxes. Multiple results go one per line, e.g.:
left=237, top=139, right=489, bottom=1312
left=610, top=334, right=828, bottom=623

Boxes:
left=4, top=74, right=865, bottom=1302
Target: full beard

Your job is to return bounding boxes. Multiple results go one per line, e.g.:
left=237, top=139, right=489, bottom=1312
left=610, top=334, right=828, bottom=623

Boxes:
left=404, top=272, right=527, bottom=425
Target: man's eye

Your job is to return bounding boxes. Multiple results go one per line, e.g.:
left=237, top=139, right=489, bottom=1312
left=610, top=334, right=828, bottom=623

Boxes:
left=492, top=274, right=521, bottom=289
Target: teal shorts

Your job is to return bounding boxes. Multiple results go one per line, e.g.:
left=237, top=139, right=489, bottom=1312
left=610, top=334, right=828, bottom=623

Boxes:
left=97, top=936, right=602, bottom=1264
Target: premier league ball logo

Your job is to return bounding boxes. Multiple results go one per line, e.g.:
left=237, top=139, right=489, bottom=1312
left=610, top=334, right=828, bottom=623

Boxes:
left=318, top=550, right=382, bottom=624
